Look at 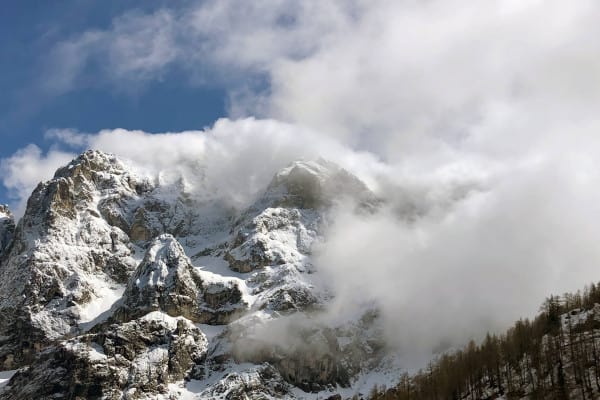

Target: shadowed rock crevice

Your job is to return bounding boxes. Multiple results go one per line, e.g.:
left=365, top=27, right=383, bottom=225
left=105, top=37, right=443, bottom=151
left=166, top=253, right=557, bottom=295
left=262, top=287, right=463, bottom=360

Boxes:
left=0, top=205, right=14, bottom=260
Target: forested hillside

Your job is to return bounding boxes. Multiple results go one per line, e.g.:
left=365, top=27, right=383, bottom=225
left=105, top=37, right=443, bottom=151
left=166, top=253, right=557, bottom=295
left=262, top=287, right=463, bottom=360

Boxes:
left=371, top=283, right=600, bottom=400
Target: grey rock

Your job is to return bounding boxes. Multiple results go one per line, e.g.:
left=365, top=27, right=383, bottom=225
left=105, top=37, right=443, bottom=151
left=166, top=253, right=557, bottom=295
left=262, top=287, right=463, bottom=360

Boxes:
left=113, top=234, right=246, bottom=325
left=1, top=312, right=207, bottom=400
left=0, top=205, right=14, bottom=260
left=0, top=151, right=140, bottom=369
left=194, top=364, right=291, bottom=400
left=231, top=323, right=349, bottom=391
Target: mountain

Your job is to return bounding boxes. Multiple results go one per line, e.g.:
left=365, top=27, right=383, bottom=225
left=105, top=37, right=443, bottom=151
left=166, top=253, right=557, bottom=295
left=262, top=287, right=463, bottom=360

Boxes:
left=0, top=150, right=393, bottom=399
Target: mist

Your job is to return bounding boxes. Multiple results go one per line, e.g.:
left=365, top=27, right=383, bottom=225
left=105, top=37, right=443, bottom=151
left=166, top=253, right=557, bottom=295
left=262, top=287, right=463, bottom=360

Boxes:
left=317, top=157, right=600, bottom=365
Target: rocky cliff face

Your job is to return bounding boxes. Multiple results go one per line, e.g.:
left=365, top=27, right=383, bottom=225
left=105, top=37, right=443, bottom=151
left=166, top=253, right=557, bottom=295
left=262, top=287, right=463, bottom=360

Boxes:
left=0, top=152, right=391, bottom=399
left=0, top=151, right=142, bottom=369
left=0, top=205, right=14, bottom=259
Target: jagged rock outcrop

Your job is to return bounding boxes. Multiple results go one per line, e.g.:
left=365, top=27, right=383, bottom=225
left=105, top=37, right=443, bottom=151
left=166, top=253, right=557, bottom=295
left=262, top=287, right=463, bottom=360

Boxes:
left=0, top=151, right=142, bottom=369
left=1, top=312, right=208, bottom=399
left=0, top=205, right=14, bottom=259
left=113, top=234, right=246, bottom=325
left=225, top=207, right=319, bottom=274
left=192, top=363, right=292, bottom=399
left=128, top=195, right=195, bottom=243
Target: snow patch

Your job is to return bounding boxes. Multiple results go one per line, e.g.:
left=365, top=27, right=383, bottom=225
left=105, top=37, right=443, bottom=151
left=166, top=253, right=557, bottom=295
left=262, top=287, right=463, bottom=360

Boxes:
left=0, top=370, right=16, bottom=389
left=78, top=278, right=125, bottom=325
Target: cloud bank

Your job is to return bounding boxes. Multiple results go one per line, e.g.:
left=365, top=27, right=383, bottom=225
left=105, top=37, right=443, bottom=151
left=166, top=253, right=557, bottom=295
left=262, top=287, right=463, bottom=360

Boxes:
left=40, top=0, right=600, bottom=159
left=2, top=119, right=385, bottom=214
left=4, top=0, right=600, bottom=367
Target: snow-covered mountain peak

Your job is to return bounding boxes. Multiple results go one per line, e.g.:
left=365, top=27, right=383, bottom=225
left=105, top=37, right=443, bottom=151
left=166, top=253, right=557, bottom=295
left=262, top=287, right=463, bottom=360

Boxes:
left=17, top=150, right=145, bottom=235
left=222, top=159, right=378, bottom=277
left=0, top=151, right=143, bottom=369
left=53, top=149, right=128, bottom=180
left=277, top=158, right=339, bottom=181
left=260, top=158, right=378, bottom=211
left=50, top=149, right=143, bottom=201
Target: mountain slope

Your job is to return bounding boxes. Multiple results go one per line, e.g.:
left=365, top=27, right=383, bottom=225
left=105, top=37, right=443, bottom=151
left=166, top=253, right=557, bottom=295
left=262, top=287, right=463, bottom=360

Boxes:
left=370, top=284, right=600, bottom=400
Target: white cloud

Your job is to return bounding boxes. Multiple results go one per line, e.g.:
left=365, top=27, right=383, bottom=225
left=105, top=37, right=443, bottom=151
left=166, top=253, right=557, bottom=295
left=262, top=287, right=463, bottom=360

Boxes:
left=15, top=119, right=386, bottom=212
left=318, top=151, right=600, bottom=364
left=42, top=1, right=600, bottom=160
left=0, top=145, right=75, bottom=214
left=265, top=0, right=600, bottom=160
left=43, top=9, right=178, bottom=93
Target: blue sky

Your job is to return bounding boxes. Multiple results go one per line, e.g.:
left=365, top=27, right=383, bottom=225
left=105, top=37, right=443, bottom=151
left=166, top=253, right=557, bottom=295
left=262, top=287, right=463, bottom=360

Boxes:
left=0, top=1, right=227, bottom=205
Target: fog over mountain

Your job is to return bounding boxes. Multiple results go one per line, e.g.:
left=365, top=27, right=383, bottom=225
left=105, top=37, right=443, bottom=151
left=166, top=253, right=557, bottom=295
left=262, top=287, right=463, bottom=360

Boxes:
left=1, top=1, right=600, bottom=397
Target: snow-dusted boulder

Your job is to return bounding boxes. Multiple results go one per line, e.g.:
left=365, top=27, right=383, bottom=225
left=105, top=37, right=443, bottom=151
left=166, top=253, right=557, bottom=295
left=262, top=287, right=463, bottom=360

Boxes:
left=191, top=364, right=292, bottom=399
left=114, top=234, right=246, bottom=325
left=220, top=160, right=380, bottom=317
left=2, top=312, right=207, bottom=399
